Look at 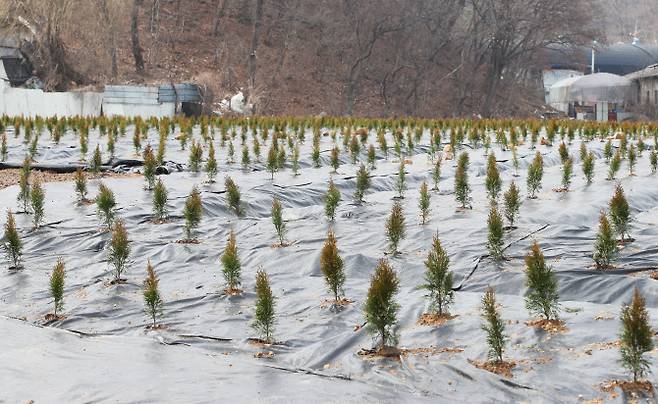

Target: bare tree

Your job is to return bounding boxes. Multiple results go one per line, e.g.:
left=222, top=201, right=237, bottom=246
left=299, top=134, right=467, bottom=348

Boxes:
left=131, top=0, right=145, bottom=74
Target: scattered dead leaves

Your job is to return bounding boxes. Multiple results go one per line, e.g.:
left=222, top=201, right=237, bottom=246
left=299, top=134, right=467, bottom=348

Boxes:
left=175, top=239, right=200, bottom=244
left=146, top=323, right=168, bottom=330
left=254, top=351, right=275, bottom=359
left=320, top=298, right=353, bottom=309
left=417, top=313, right=457, bottom=327
left=469, top=359, right=516, bottom=378
left=594, top=311, right=614, bottom=321
left=525, top=318, right=568, bottom=334
left=400, top=346, right=463, bottom=357
left=583, top=340, right=621, bottom=356
left=599, top=380, right=654, bottom=399
left=224, top=288, right=243, bottom=296
left=44, top=313, right=66, bottom=323
left=650, top=271, right=658, bottom=280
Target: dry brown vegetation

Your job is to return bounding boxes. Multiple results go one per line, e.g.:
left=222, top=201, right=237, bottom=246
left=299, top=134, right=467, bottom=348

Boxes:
left=0, top=0, right=609, bottom=117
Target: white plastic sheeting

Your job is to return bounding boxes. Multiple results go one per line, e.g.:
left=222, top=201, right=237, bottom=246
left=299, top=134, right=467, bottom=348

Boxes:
left=548, top=73, right=636, bottom=104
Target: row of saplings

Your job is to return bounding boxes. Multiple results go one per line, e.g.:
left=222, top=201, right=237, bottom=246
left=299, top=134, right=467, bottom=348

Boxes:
left=2, top=190, right=654, bottom=393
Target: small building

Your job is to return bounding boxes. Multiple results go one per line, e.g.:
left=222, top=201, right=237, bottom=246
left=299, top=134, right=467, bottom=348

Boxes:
left=547, top=73, right=636, bottom=121
left=102, top=84, right=202, bottom=118
left=626, top=64, right=658, bottom=105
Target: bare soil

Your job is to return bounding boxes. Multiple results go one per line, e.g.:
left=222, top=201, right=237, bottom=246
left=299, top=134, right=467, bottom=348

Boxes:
left=525, top=318, right=568, bottom=334
left=470, top=359, right=517, bottom=378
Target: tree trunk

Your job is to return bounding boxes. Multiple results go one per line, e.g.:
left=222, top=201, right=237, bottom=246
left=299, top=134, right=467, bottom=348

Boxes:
left=131, top=0, right=145, bottom=74
left=247, top=0, right=264, bottom=114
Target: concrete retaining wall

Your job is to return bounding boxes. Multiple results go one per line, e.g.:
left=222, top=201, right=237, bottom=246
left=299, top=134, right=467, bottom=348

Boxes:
left=0, top=87, right=102, bottom=117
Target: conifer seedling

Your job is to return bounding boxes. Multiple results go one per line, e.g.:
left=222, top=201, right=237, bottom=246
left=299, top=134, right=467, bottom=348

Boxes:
left=431, top=154, right=442, bottom=191
left=418, top=180, right=430, bottom=224
left=524, top=242, right=560, bottom=321
left=609, top=184, right=630, bottom=242
left=320, top=230, right=345, bottom=303
left=330, top=146, right=340, bottom=173
left=225, top=176, right=241, bottom=216
left=593, top=211, right=617, bottom=269
left=558, top=142, right=569, bottom=163
left=74, top=168, right=88, bottom=201
left=650, top=149, right=657, bottom=174
left=420, top=233, right=453, bottom=317
left=152, top=178, right=168, bottom=221
left=3, top=211, right=22, bottom=269
left=608, top=151, right=621, bottom=180
left=604, top=139, right=613, bottom=162
left=267, top=144, right=278, bottom=179
left=354, top=163, right=371, bottom=204
left=206, top=142, right=218, bottom=182
left=143, top=145, right=157, bottom=190
left=90, top=145, right=102, bottom=176
left=503, top=182, right=521, bottom=228
left=50, top=258, right=65, bottom=317
left=619, top=288, right=654, bottom=383
left=108, top=219, right=130, bottom=282
left=291, top=144, right=300, bottom=176
left=485, top=153, right=501, bottom=202
left=367, top=144, right=376, bottom=169
left=395, top=160, right=406, bottom=198
left=271, top=197, right=286, bottom=246
left=582, top=151, right=595, bottom=184
left=253, top=269, right=276, bottom=343
left=143, top=260, right=163, bottom=327
left=454, top=152, right=471, bottom=208
left=364, top=259, right=400, bottom=349
left=95, top=183, right=116, bottom=229
left=627, top=143, right=636, bottom=175
left=0, top=133, right=7, bottom=161
left=561, top=157, right=573, bottom=191
left=325, top=179, right=341, bottom=222
left=183, top=187, right=202, bottom=241
left=481, top=287, right=507, bottom=364
left=386, top=201, right=406, bottom=254
left=17, top=156, right=30, bottom=213
left=487, top=205, right=504, bottom=261
left=526, top=151, right=543, bottom=198
left=30, top=178, right=45, bottom=228
left=221, top=230, right=242, bottom=293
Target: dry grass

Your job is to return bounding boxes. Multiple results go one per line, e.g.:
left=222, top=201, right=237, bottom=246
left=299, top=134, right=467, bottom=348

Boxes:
left=418, top=313, right=457, bottom=327
left=525, top=318, right=568, bottom=334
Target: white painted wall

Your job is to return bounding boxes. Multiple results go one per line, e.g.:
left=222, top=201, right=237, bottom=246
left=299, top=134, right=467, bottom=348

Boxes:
left=0, top=87, right=102, bottom=117
left=102, top=102, right=176, bottom=118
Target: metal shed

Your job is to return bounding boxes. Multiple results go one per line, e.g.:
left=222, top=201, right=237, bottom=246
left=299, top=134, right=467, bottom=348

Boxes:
left=102, top=84, right=202, bottom=118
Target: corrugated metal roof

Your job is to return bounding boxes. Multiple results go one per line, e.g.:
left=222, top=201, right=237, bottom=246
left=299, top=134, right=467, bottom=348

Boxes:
left=103, top=84, right=201, bottom=105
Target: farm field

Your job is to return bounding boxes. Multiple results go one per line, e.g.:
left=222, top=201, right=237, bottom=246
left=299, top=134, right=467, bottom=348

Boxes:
left=0, top=117, right=657, bottom=403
